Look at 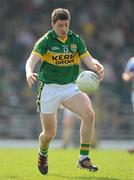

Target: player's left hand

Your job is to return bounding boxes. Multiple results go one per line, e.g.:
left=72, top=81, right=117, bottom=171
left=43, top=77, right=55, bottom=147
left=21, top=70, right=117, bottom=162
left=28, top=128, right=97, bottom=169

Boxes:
left=81, top=56, right=104, bottom=81
left=95, top=63, right=104, bottom=81
left=92, top=61, right=104, bottom=81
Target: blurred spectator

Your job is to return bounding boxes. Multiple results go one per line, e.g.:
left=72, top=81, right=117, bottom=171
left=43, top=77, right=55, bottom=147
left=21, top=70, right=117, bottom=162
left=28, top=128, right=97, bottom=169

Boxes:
left=122, top=57, right=134, bottom=153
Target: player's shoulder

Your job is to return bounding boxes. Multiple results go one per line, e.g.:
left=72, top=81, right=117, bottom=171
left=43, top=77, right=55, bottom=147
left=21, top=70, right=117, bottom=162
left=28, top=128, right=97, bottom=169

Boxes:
left=125, top=57, right=134, bottom=71
left=35, top=31, right=51, bottom=45
left=129, top=57, right=134, bottom=63
left=127, top=57, right=134, bottom=66
left=70, top=30, right=81, bottom=39
left=41, top=31, right=51, bottom=40
left=69, top=30, right=85, bottom=44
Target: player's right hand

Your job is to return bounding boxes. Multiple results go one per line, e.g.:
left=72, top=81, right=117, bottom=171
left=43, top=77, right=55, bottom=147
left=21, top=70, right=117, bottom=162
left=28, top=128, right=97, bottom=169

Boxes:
left=26, top=73, right=38, bottom=88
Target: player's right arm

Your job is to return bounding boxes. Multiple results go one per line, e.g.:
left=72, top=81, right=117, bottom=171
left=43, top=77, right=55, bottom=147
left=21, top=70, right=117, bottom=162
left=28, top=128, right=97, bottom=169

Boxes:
left=25, top=34, right=48, bottom=88
left=25, top=54, right=40, bottom=88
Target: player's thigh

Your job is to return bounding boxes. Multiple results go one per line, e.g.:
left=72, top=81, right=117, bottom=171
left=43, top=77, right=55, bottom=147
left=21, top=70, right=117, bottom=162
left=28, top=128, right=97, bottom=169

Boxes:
left=40, top=113, right=57, bottom=136
left=62, top=92, right=94, bottom=119
left=40, top=84, right=61, bottom=114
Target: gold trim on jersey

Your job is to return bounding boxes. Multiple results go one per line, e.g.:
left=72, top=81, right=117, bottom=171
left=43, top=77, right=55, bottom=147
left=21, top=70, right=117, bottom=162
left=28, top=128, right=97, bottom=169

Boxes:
left=42, top=50, right=80, bottom=66
left=80, top=51, right=91, bottom=59
left=57, top=36, right=68, bottom=43
left=32, top=51, right=44, bottom=61
left=32, top=50, right=90, bottom=66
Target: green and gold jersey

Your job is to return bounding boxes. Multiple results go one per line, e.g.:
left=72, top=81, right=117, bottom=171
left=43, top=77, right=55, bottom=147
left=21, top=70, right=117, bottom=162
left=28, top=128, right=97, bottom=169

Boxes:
left=32, top=29, right=90, bottom=84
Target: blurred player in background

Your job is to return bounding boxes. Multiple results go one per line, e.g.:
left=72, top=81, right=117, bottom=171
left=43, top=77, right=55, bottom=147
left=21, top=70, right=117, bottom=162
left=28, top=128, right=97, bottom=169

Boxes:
left=25, top=8, right=104, bottom=175
left=122, top=56, right=134, bottom=153
left=62, top=107, right=98, bottom=149
left=62, top=108, right=78, bottom=148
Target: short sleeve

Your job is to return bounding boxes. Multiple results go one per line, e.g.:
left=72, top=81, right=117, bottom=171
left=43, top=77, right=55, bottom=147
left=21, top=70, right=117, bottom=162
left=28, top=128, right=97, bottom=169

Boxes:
left=32, top=36, right=48, bottom=60
left=77, top=37, right=91, bottom=59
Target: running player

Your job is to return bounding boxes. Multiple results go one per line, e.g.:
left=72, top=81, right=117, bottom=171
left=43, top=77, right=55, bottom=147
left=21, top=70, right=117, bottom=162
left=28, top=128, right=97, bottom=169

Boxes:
left=122, top=56, right=134, bottom=153
left=25, top=8, right=104, bottom=175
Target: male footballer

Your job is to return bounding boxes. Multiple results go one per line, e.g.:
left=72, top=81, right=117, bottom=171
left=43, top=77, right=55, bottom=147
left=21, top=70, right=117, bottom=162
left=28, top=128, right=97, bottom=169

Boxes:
left=25, top=8, right=104, bottom=175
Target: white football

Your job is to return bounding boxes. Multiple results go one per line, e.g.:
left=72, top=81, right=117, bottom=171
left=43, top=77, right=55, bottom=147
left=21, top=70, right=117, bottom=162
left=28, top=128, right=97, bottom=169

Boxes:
left=76, top=71, right=100, bottom=94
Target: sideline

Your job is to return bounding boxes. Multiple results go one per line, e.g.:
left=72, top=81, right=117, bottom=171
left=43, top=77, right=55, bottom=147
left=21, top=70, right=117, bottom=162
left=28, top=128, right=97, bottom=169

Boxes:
left=0, top=139, right=134, bottom=149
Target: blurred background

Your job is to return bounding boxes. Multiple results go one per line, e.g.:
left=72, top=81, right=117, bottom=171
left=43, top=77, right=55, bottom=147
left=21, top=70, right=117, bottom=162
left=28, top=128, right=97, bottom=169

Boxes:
left=0, top=0, right=134, bottom=148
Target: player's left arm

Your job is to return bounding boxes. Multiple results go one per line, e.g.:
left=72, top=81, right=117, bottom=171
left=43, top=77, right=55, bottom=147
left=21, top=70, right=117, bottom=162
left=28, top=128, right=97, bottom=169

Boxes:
left=77, top=36, right=104, bottom=81
left=81, top=55, right=104, bottom=81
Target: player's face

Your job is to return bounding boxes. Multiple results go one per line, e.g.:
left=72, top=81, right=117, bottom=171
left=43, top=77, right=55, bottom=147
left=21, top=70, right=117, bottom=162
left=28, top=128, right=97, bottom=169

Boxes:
left=52, top=20, right=70, bottom=39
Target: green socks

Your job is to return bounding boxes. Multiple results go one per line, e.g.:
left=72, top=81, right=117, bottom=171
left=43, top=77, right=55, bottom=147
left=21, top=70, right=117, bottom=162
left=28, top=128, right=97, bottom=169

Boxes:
left=79, top=143, right=90, bottom=160
left=39, top=147, right=48, bottom=157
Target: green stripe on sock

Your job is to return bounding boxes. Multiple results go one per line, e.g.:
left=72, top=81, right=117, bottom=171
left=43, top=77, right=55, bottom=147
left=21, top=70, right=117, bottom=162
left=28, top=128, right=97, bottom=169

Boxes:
left=81, top=144, right=90, bottom=147
left=40, top=148, right=48, bottom=156
left=80, top=150, right=89, bottom=155
left=80, top=143, right=90, bottom=156
left=41, top=148, right=48, bottom=152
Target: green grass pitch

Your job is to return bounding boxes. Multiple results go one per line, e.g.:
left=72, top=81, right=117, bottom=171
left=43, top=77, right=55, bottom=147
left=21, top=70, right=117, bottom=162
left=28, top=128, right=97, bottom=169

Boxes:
left=0, top=148, right=134, bottom=180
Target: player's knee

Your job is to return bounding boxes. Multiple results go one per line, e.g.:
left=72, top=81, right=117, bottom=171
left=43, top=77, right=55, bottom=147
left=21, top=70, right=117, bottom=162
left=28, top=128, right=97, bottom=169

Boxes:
left=83, top=107, right=95, bottom=123
left=40, top=131, right=56, bottom=143
left=39, top=132, right=45, bottom=142
left=46, top=131, right=56, bottom=141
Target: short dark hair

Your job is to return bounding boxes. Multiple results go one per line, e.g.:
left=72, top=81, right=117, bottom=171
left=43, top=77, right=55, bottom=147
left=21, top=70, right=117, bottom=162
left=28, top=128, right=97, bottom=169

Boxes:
left=51, top=8, right=71, bottom=24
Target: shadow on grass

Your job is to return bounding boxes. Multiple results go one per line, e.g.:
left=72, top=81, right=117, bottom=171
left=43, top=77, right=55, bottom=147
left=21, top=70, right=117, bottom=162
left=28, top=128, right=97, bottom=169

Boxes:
left=50, top=174, right=120, bottom=180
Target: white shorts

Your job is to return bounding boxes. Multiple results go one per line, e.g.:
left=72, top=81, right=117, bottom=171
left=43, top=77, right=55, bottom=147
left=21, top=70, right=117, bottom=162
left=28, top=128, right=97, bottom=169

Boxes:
left=39, top=83, right=80, bottom=114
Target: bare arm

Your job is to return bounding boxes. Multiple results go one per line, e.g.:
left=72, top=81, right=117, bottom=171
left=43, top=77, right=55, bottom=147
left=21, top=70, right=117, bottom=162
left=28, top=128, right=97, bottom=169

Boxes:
left=81, top=55, right=104, bottom=81
left=25, top=53, right=40, bottom=88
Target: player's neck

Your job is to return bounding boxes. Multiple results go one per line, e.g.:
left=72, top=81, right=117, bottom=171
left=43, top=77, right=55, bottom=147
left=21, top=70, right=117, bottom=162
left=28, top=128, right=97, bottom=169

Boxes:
left=57, top=36, right=68, bottom=43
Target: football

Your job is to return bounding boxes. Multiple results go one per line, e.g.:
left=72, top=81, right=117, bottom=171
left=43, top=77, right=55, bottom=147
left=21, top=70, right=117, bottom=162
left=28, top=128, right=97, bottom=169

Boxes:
left=76, top=70, right=100, bottom=94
